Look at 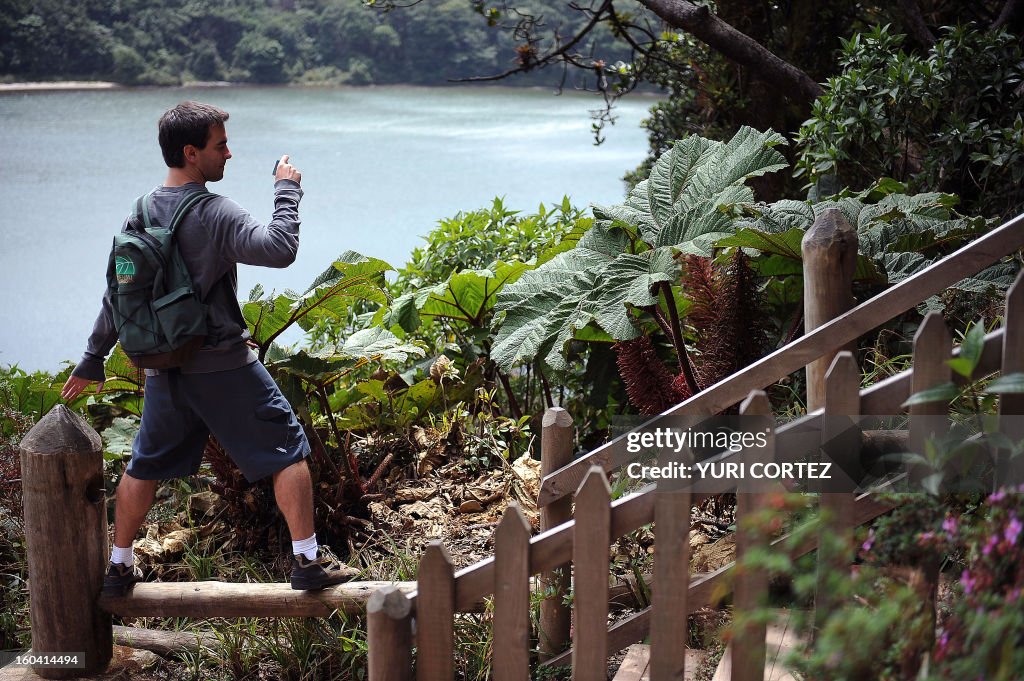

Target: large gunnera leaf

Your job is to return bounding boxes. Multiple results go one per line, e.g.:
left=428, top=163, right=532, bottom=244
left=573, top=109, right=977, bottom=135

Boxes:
left=492, top=224, right=678, bottom=372
left=493, top=127, right=788, bottom=373
left=243, top=251, right=392, bottom=348
left=593, top=126, right=788, bottom=254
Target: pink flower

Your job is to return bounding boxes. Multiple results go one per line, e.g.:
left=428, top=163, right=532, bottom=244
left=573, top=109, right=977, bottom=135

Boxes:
left=1005, top=516, right=1022, bottom=545
left=942, top=515, right=958, bottom=536
left=861, top=529, right=875, bottom=553
left=983, top=534, right=999, bottom=556
left=961, top=569, right=976, bottom=594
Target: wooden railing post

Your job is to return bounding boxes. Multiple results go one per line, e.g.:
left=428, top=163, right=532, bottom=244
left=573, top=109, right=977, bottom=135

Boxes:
left=732, top=391, right=774, bottom=681
left=814, top=352, right=861, bottom=635
left=538, top=407, right=573, bottom=661
left=904, top=312, right=950, bottom=677
left=494, top=503, right=532, bottom=681
left=20, top=405, right=112, bottom=678
left=909, top=312, right=952, bottom=466
left=998, top=272, right=1024, bottom=485
left=416, top=542, right=455, bottom=681
left=367, top=586, right=413, bottom=681
left=572, top=467, right=611, bottom=681
left=650, top=457, right=691, bottom=680
left=802, top=208, right=859, bottom=412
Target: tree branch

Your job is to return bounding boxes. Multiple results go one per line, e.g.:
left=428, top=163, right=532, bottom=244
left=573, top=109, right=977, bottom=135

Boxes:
left=636, top=0, right=823, bottom=101
left=453, top=0, right=614, bottom=83
left=992, top=0, right=1024, bottom=31
left=897, top=0, right=936, bottom=49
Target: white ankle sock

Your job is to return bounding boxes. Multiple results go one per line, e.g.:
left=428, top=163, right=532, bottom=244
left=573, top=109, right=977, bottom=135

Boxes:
left=110, top=544, right=134, bottom=567
left=292, top=534, right=318, bottom=561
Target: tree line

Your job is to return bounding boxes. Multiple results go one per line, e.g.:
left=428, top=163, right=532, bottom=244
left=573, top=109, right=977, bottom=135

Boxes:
left=0, top=0, right=634, bottom=86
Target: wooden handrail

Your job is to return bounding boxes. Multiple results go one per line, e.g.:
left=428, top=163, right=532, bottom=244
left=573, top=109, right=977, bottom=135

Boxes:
left=424, top=327, right=1005, bottom=614
left=540, top=213, right=1024, bottom=505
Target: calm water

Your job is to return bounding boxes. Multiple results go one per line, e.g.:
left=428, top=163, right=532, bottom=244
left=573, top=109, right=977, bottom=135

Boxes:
left=0, top=85, right=653, bottom=372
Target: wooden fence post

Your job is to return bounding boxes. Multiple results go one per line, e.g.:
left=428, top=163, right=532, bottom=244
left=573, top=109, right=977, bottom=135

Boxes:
left=416, top=542, right=455, bottom=681
left=814, top=352, right=860, bottom=635
left=732, top=391, right=774, bottom=681
left=538, top=407, right=573, bottom=661
left=650, top=455, right=691, bottom=681
left=802, top=208, right=858, bottom=412
left=494, top=503, right=532, bottom=681
left=367, top=586, right=413, bottom=681
left=909, top=312, right=952, bottom=466
left=572, top=467, right=611, bottom=681
left=20, top=405, right=112, bottom=678
left=904, top=311, right=950, bottom=678
left=999, top=272, right=1024, bottom=485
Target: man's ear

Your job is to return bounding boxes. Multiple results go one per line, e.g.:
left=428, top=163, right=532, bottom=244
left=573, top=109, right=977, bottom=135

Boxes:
left=183, top=144, right=198, bottom=164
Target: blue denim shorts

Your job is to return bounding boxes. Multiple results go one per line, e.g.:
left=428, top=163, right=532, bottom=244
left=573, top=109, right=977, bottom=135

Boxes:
left=127, top=361, right=309, bottom=482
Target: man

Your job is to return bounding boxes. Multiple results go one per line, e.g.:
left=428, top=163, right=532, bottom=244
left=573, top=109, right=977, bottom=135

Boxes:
left=61, top=101, right=357, bottom=594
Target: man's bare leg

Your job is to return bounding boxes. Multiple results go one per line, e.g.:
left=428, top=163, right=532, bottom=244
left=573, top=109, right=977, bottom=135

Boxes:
left=274, top=458, right=357, bottom=587
left=273, top=459, right=315, bottom=542
left=113, top=473, right=158, bottom=550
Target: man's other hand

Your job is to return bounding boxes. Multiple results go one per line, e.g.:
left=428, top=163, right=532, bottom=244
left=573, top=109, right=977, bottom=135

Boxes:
left=61, top=375, right=103, bottom=401
left=275, top=154, right=301, bottom=185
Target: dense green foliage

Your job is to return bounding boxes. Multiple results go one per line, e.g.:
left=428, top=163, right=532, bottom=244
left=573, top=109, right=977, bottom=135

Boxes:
left=2, top=1, right=1024, bottom=672
left=492, top=128, right=1016, bottom=386
left=795, top=24, right=1024, bottom=221
left=0, top=0, right=632, bottom=86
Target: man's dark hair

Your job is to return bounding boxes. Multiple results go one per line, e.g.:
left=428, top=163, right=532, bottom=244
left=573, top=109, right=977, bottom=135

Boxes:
left=158, top=101, right=230, bottom=168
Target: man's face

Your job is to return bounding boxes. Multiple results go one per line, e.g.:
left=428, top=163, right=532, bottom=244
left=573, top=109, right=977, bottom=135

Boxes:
left=187, top=123, right=231, bottom=182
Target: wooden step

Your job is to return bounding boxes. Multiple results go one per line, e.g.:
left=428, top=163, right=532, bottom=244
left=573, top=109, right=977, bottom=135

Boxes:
left=612, top=644, right=709, bottom=681
left=711, top=609, right=801, bottom=681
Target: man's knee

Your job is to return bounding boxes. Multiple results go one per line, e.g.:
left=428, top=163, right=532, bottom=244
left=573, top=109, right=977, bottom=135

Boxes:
left=273, top=458, right=310, bottom=481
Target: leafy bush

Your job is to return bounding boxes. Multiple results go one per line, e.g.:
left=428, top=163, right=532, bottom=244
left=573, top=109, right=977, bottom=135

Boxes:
left=796, top=24, right=1024, bottom=220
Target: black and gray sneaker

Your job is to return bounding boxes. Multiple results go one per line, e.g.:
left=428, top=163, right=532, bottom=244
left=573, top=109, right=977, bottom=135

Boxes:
left=103, top=561, right=143, bottom=596
left=290, top=549, right=360, bottom=590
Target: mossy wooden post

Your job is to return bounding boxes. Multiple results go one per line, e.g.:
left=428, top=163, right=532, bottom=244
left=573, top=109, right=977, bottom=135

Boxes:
left=20, top=404, right=112, bottom=678
left=538, top=407, right=573, bottom=661
left=802, top=208, right=858, bottom=412
left=367, top=585, right=413, bottom=681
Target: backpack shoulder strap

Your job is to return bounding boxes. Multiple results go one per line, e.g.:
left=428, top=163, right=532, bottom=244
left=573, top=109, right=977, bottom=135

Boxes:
left=128, top=193, right=153, bottom=232
left=168, top=190, right=215, bottom=234
left=128, top=190, right=214, bottom=233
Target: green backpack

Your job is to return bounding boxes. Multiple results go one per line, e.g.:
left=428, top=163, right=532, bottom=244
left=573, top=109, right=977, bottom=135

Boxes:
left=108, top=189, right=214, bottom=369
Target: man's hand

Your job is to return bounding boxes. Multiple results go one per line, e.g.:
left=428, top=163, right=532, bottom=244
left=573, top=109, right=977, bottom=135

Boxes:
left=275, top=154, right=301, bottom=185
left=61, top=375, right=103, bottom=402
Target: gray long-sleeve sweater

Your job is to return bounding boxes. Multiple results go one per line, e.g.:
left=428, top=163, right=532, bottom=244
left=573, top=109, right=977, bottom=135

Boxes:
left=72, top=179, right=303, bottom=381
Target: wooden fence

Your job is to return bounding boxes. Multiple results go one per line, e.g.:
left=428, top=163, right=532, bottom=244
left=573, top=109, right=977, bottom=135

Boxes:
left=16, top=211, right=1024, bottom=679
left=365, top=212, right=1024, bottom=681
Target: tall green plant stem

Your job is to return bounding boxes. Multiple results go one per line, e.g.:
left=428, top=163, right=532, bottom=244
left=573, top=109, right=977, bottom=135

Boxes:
left=315, top=387, right=356, bottom=480
left=539, top=368, right=554, bottom=409
left=497, top=371, right=524, bottom=420
left=658, top=282, right=701, bottom=395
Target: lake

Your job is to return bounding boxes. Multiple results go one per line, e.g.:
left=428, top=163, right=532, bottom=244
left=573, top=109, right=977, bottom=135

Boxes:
left=0, top=85, right=654, bottom=372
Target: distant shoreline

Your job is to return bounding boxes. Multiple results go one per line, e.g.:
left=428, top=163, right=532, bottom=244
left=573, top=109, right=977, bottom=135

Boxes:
left=0, top=80, right=247, bottom=93
left=0, top=81, right=122, bottom=92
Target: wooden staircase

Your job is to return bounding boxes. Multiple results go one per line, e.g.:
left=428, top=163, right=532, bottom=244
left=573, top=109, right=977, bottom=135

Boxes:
left=611, top=610, right=800, bottom=681
left=365, top=212, right=1024, bottom=681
